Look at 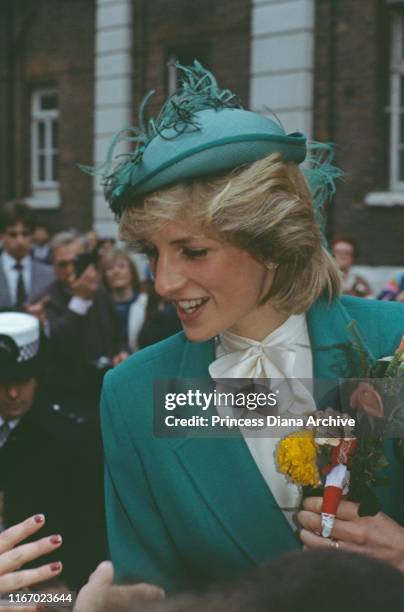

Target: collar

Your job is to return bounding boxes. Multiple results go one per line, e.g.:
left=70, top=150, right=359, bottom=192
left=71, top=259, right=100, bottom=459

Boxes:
left=306, top=296, right=374, bottom=378
left=177, top=297, right=375, bottom=381
left=2, top=251, right=31, bottom=273
left=217, top=314, right=307, bottom=351
left=0, top=414, right=20, bottom=430
left=209, top=315, right=308, bottom=381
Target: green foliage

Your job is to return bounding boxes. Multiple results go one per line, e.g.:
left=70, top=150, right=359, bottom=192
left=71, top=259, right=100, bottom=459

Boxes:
left=344, top=324, right=404, bottom=516
left=348, top=437, right=387, bottom=516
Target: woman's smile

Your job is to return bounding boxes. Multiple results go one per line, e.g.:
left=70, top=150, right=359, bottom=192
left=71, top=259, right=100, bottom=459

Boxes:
left=174, top=297, right=210, bottom=318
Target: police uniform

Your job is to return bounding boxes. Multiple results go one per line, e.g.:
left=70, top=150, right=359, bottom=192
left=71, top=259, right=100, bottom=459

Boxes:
left=0, top=312, right=107, bottom=589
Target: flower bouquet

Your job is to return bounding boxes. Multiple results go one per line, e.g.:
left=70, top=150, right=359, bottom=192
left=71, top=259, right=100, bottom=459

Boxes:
left=276, top=331, right=404, bottom=539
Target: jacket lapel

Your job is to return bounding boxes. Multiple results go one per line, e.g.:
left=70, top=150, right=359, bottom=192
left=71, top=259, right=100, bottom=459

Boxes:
left=30, top=260, right=45, bottom=302
left=174, top=434, right=298, bottom=564
left=307, top=297, right=375, bottom=409
left=0, top=261, right=12, bottom=308
left=172, top=339, right=297, bottom=565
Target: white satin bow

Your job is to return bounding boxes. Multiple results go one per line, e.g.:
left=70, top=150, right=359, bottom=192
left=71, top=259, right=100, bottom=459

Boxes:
left=209, top=329, right=316, bottom=416
left=209, top=333, right=296, bottom=380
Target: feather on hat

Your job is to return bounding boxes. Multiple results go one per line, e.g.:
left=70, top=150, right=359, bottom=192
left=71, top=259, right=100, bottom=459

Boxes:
left=82, top=61, right=342, bottom=222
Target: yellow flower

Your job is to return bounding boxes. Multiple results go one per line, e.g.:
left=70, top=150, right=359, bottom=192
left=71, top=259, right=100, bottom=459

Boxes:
left=277, top=430, right=321, bottom=487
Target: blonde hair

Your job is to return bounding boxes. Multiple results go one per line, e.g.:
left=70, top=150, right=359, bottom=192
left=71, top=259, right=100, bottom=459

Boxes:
left=101, top=248, right=140, bottom=291
left=120, top=153, right=341, bottom=313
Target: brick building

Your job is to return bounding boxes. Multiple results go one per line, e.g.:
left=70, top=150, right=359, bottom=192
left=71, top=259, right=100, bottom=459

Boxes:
left=0, top=0, right=95, bottom=233
left=314, top=0, right=404, bottom=265
left=0, top=0, right=403, bottom=264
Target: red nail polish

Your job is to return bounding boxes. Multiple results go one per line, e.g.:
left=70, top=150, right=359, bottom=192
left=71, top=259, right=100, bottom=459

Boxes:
left=34, top=514, right=45, bottom=524
left=50, top=535, right=62, bottom=545
left=50, top=561, right=62, bottom=572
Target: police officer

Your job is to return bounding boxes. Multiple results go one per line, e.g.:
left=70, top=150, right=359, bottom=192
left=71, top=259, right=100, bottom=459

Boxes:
left=0, top=312, right=107, bottom=589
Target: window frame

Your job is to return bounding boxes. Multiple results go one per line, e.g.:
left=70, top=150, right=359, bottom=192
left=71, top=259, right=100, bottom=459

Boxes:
left=165, top=45, right=211, bottom=97
left=389, top=13, right=404, bottom=191
left=31, top=88, right=59, bottom=189
left=167, top=53, right=178, bottom=97
left=28, top=88, right=60, bottom=209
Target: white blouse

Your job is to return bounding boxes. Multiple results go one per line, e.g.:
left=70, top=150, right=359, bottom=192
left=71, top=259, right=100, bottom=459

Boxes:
left=209, top=314, right=314, bottom=527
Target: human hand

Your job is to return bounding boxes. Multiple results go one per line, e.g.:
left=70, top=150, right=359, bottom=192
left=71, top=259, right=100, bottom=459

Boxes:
left=74, top=560, right=165, bottom=612
left=0, top=514, right=62, bottom=600
left=25, top=297, right=49, bottom=329
left=112, top=351, right=129, bottom=367
left=298, top=496, right=404, bottom=572
left=71, top=265, right=98, bottom=300
left=396, top=291, right=404, bottom=303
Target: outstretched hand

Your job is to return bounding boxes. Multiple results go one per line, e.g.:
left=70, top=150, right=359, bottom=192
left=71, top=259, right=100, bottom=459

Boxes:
left=0, top=514, right=62, bottom=611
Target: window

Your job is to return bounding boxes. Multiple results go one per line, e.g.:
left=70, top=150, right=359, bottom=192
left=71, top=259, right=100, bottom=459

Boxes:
left=365, top=4, right=404, bottom=204
left=31, top=89, right=59, bottom=186
left=27, top=89, right=60, bottom=208
left=389, top=13, right=404, bottom=190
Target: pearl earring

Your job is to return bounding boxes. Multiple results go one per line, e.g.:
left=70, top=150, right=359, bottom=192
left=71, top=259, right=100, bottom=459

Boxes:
left=266, top=262, right=278, bottom=270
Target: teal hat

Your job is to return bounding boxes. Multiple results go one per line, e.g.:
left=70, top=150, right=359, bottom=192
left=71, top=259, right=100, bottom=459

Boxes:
left=88, top=62, right=307, bottom=217
left=82, top=61, right=342, bottom=226
left=109, top=108, right=306, bottom=205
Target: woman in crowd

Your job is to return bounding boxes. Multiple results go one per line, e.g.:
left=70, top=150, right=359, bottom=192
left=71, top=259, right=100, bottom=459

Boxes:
left=99, top=63, right=404, bottom=591
left=102, top=249, right=146, bottom=352
left=330, top=236, right=373, bottom=297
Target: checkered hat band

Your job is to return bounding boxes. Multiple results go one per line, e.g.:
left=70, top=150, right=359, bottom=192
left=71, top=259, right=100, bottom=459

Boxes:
left=17, top=339, right=39, bottom=362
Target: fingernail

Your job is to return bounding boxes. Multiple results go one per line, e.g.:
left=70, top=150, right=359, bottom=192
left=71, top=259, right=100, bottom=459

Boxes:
left=98, top=560, right=112, bottom=570
left=50, top=561, right=62, bottom=572
left=50, top=535, right=62, bottom=545
left=34, top=514, right=45, bottom=524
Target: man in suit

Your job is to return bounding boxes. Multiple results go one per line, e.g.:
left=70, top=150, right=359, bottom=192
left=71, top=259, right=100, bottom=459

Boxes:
left=32, top=223, right=52, bottom=265
left=0, top=200, right=54, bottom=310
left=0, top=311, right=107, bottom=589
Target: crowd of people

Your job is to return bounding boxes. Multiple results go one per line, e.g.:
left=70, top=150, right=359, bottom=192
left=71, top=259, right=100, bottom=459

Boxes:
left=0, top=199, right=181, bottom=590
left=0, top=200, right=182, bottom=410
left=330, top=236, right=404, bottom=300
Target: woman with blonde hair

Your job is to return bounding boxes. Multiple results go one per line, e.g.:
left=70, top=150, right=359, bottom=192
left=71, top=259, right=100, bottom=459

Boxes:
left=97, top=63, right=404, bottom=591
left=102, top=248, right=145, bottom=352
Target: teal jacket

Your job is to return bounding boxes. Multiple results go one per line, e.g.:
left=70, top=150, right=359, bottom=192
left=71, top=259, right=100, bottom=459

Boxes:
left=101, top=296, right=404, bottom=592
